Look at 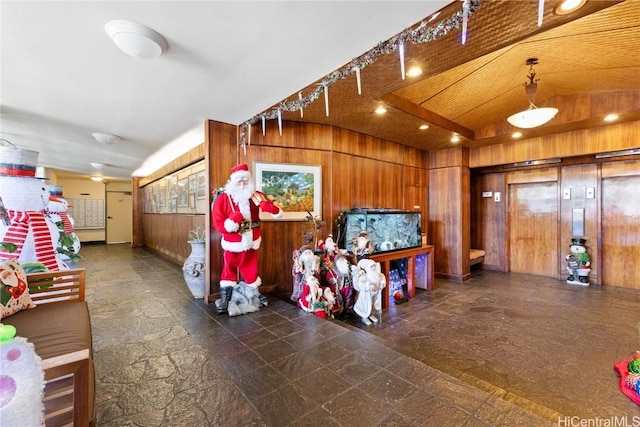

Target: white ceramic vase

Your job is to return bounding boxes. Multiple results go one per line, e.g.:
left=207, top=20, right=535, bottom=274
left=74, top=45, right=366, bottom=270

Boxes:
left=182, top=240, right=206, bottom=298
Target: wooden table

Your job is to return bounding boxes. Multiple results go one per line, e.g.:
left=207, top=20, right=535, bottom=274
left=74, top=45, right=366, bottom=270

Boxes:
left=369, top=244, right=434, bottom=308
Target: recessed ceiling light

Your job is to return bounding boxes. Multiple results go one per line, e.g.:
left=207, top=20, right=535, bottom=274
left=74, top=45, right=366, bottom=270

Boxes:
left=105, top=20, right=168, bottom=59
left=419, top=124, right=429, bottom=130
left=512, top=132, right=523, bottom=138
left=375, top=106, right=387, bottom=115
left=555, top=0, right=586, bottom=15
left=90, top=176, right=104, bottom=182
left=451, top=134, right=460, bottom=143
left=92, top=132, right=122, bottom=145
left=604, top=113, right=619, bottom=122
left=406, top=67, right=423, bottom=78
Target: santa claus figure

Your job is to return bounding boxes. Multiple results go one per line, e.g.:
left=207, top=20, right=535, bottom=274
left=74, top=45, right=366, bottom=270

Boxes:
left=352, top=258, right=386, bottom=325
left=211, top=164, right=282, bottom=314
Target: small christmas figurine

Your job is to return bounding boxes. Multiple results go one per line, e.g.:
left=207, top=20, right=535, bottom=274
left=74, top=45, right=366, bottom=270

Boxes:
left=566, top=238, right=591, bottom=285
left=352, top=230, right=373, bottom=261
left=351, top=258, right=386, bottom=325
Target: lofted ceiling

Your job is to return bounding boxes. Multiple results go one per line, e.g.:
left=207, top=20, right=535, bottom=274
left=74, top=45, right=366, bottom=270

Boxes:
left=275, top=0, right=640, bottom=153
left=1, top=1, right=639, bottom=182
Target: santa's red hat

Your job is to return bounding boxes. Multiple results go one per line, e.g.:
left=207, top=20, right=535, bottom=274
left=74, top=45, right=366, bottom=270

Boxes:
left=230, top=163, right=251, bottom=181
left=231, top=163, right=249, bottom=174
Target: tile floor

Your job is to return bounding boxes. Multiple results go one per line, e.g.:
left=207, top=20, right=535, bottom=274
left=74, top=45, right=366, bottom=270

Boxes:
left=76, top=244, right=639, bottom=426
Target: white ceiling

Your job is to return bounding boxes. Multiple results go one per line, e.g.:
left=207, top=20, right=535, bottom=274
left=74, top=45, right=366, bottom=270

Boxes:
left=0, top=1, right=448, bottom=181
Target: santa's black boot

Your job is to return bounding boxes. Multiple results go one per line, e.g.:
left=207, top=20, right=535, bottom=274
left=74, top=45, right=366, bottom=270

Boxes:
left=215, top=286, right=234, bottom=314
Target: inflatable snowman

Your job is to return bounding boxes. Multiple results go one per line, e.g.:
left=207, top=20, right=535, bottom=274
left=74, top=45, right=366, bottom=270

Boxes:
left=45, top=185, right=81, bottom=263
left=0, top=323, right=45, bottom=426
left=0, top=143, right=66, bottom=271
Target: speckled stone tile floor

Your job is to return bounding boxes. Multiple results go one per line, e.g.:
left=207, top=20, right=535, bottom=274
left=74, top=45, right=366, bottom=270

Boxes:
left=75, top=244, right=639, bottom=426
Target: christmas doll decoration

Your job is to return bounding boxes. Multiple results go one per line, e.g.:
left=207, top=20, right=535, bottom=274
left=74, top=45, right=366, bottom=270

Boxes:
left=352, top=230, right=373, bottom=261
left=291, top=245, right=316, bottom=303
left=565, top=238, right=591, bottom=285
left=211, top=164, right=282, bottom=314
left=351, top=258, right=386, bottom=325
left=294, top=247, right=321, bottom=312
left=45, top=185, right=81, bottom=263
left=324, top=253, right=355, bottom=317
left=323, top=234, right=337, bottom=260
left=297, top=275, right=326, bottom=317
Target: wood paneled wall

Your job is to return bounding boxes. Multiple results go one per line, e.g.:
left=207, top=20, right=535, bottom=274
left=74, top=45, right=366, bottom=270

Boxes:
left=136, top=113, right=640, bottom=296
left=141, top=214, right=206, bottom=265
left=206, top=120, right=428, bottom=300
left=470, top=121, right=640, bottom=168
left=135, top=142, right=208, bottom=271
left=428, top=147, right=470, bottom=282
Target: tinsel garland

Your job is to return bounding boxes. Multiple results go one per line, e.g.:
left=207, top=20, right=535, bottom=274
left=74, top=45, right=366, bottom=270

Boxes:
left=239, top=0, right=483, bottom=147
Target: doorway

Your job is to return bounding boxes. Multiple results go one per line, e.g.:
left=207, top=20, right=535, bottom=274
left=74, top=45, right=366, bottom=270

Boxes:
left=106, top=191, right=132, bottom=243
left=508, top=182, right=558, bottom=277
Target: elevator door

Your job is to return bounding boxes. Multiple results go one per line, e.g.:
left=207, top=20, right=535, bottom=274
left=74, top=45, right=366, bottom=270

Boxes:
left=602, top=176, right=640, bottom=288
left=508, top=182, right=558, bottom=277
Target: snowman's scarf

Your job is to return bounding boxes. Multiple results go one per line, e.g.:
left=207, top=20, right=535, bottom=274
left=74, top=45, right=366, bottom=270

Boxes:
left=0, top=210, right=59, bottom=271
left=46, top=210, right=74, bottom=233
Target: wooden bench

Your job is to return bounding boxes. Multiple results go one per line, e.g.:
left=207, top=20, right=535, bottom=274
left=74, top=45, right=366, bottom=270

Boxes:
left=4, top=268, right=95, bottom=426
left=470, top=249, right=485, bottom=267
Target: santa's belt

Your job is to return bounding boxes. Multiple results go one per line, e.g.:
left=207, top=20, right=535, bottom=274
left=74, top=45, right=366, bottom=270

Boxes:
left=241, top=220, right=260, bottom=228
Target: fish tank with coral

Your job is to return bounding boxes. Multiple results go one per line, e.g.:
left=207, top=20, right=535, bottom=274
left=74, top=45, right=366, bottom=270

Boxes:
left=337, top=208, right=421, bottom=254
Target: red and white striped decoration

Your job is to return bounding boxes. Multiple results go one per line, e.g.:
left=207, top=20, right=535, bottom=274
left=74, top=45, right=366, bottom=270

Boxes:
left=0, top=210, right=60, bottom=271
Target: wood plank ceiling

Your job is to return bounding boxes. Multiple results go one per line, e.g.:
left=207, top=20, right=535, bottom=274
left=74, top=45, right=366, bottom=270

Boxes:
left=260, top=0, right=639, bottom=153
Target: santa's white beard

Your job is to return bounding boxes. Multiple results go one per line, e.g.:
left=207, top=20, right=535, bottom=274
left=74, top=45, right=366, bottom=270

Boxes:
left=225, top=181, right=255, bottom=217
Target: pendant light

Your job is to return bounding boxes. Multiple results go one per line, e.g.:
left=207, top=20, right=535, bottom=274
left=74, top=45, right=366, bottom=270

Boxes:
left=507, top=58, right=558, bottom=129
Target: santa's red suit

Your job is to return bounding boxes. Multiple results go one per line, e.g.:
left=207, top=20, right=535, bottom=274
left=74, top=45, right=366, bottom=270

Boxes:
left=211, top=164, right=282, bottom=290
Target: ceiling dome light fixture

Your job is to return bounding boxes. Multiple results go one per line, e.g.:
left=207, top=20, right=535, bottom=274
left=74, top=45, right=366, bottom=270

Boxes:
left=375, top=106, right=387, bottom=115
left=90, top=176, right=104, bottom=182
left=507, top=58, right=558, bottom=129
left=419, top=124, right=429, bottom=130
left=105, top=20, right=168, bottom=59
left=92, top=132, right=122, bottom=145
left=604, top=113, right=619, bottom=122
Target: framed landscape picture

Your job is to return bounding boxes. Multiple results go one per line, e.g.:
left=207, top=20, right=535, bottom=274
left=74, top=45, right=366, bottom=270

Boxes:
left=254, top=162, right=321, bottom=221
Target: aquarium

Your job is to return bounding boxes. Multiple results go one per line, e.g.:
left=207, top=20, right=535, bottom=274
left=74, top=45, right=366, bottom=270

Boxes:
left=338, top=209, right=422, bottom=254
